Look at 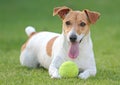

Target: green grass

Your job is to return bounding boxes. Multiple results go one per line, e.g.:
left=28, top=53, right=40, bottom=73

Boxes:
left=0, top=0, right=120, bottom=85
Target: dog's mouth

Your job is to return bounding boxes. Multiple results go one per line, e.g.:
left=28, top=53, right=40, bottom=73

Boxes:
left=79, top=38, right=83, bottom=43
left=68, top=42, right=79, bottom=59
left=68, top=37, right=84, bottom=59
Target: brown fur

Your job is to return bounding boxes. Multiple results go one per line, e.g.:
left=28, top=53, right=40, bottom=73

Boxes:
left=21, top=32, right=37, bottom=52
left=46, top=36, right=58, bottom=57
left=53, top=6, right=100, bottom=36
left=84, top=10, right=100, bottom=24
left=62, top=11, right=90, bottom=35
left=53, top=6, right=72, bottom=19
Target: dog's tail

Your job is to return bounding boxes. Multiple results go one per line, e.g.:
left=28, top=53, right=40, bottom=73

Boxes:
left=25, top=26, right=36, bottom=37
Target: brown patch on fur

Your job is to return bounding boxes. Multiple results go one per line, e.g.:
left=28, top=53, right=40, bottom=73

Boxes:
left=53, top=6, right=72, bottom=19
left=21, top=32, right=37, bottom=52
left=84, top=9, right=100, bottom=24
left=53, top=6, right=100, bottom=36
left=46, top=36, right=58, bottom=57
left=63, top=11, right=90, bottom=35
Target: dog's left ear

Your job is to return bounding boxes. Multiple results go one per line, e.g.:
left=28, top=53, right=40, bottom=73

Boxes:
left=84, top=10, right=100, bottom=24
left=53, top=6, right=72, bottom=19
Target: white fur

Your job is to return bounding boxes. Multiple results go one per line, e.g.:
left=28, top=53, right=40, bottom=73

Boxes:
left=25, top=26, right=36, bottom=36
left=67, top=28, right=85, bottom=42
left=20, top=27, right=96, bottom=79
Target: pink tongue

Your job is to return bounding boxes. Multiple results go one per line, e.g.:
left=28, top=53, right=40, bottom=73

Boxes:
left=68, top=42, right=79, bottom=59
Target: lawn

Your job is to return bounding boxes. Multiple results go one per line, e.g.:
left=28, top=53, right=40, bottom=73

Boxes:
left=0, top=0, right=120, bottom=85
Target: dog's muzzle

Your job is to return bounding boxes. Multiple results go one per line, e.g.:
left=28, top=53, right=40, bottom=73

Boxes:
left=69, top=34, right=77, bottom=43
left=69, top=34, right=84, bottom=43
left=68, top=34, right=85, bottom=59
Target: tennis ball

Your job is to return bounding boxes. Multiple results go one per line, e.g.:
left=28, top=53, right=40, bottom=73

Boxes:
left=59, top=61, right=79, bottom=78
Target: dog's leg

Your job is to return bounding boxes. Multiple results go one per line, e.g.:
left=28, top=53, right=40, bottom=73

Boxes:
left=49, top=65, right=61, bottom=78
left=20, top=49, right=39, bottom=68
left=49, top=54, right=65, bottom=78
left=78, top=68, right=96, bottom=79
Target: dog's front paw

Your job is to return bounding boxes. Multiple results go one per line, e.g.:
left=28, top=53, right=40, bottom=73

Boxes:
left=51, top=71, right=61, bottom=79
left=78, top=71, right=90, bottom=80
left=49, top=66, right=61, bottom=79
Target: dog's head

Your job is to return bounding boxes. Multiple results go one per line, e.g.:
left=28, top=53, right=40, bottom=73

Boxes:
left=53, top=6, right=100, bottom=59
left=53, top=6, right=100, bottom=43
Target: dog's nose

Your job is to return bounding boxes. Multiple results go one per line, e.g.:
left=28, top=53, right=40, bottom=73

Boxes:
left=69, top=34, right=77, bottom=42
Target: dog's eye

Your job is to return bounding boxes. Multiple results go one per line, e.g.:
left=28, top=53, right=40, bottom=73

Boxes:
left=66, top=21, right=71, bottom=25
left=80, top=22, right=86, bottom=27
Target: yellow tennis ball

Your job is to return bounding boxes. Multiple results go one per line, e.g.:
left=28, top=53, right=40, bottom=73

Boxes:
left=59, top=61, right=79, bottom=78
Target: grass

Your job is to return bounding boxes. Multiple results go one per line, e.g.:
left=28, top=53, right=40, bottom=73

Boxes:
left=0, top=0, right=120, bottom=85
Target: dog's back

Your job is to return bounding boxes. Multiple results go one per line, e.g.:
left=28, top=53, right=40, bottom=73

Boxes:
left=20, top=26, right=60, bottom=68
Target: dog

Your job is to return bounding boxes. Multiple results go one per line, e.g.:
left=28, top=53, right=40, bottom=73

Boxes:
left=20, top=6, right=100, bottom=79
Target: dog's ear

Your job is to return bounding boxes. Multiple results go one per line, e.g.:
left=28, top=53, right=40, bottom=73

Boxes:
left=53, top=6, right=72, bottom=19
left=84, top=9, right=100, bottom=24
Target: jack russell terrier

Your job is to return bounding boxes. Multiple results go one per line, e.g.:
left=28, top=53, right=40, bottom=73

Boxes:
left=20, top=6, right=100, bottom=79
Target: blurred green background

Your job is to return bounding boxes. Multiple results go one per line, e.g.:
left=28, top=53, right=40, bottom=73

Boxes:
left=0, top=0, right=120, bottom=85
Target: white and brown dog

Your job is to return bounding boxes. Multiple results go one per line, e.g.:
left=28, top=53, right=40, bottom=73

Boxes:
left=20, top=6, right=100, bottom=79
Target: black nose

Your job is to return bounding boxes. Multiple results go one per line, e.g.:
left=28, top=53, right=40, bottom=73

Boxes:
left=69, top=34, right=77, bottom=42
